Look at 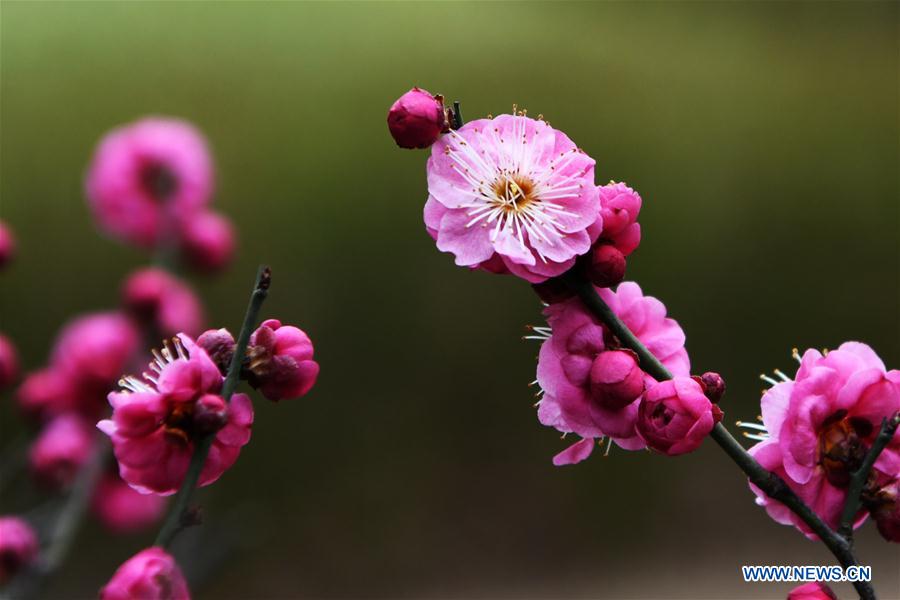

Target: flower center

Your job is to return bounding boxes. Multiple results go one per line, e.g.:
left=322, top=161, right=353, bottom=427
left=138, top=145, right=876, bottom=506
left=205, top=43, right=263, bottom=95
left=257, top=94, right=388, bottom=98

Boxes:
left=163, top=402, right=196, bottom=445
left=140, top=162, right=178, bottom=201
left=818, top=411, right=869, bottom=487
left=492, top=176, right=535, bottom=214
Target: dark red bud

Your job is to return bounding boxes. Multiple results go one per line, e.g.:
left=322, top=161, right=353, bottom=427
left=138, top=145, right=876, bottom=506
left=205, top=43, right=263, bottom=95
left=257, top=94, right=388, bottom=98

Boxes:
left=585, top=244, right=626, bottom=288
left=193, top=394, right=228, bottom=435
left=695, top=371, right=726, bottom=403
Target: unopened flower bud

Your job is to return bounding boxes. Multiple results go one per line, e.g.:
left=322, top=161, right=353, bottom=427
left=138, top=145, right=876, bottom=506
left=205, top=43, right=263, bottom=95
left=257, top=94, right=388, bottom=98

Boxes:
left=531, top=279, right=574, bottom=304
left=0, top=517, right=38, bottom=583
left=179, top=211, right=235, bottom=272
left=246, top=319, right=319, bottom=401
left=637, top=377, right=723, bottom=456
left=197, top=328, right=235, bottom=375
left=589, top=350, right=644, bottom=410
left=101, top=547, right=190, bottom=600
left=29, top=415, right=95, bottom=489
left=585, top=243, right=626, bottom=288
left=193, top=394, right=229, bottom=435
left=0, top=221, right=15, bottom=270
left=122, top=268, right=204, bottom=337
left=867, top=479, right=900, bottom=543
left=695, top=371, right=726, bottom=403
left=787, top=582, right=838, bottom=600
left=387, top=87, right=448, bottom=149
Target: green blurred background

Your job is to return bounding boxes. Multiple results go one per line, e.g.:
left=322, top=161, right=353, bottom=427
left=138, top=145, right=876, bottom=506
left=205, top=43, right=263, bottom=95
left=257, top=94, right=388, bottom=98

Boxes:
left=1, top=1, right=898, bottom=598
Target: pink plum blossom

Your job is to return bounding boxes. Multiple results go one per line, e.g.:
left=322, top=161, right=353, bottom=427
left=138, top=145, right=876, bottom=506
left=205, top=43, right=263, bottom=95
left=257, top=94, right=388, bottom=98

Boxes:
left=178, top=210, right=235, bottom=272
left=98, top=335, right=253, bottom=495
left=745, top=342, right=900, bottom=538
left=0, top=332, right=19, bottom=390
left=86, top=117, right=213, bottom=249
left=122, top=268, right=204, bottom=337
left=0, top=220, right=15, bottom=269
left=100, top=547, right=190, bottom=600
left=0, top=517, right=38, bottom=583
left=787, top=582, right=837, bottom=600
left=388, top=87, right=448, bottom=149
left=424, top=113, right=600, bottom=283
left=91, top=473, right=167, bottom=533
left=636, top=377, right=722, bottom=456
left=587, top=182, right=642, bottom=257
left=16, top=368, right=75, bottom=421
left=29, top=414, right=95, bottom=489
left=535, top=281, right=690, bottom=463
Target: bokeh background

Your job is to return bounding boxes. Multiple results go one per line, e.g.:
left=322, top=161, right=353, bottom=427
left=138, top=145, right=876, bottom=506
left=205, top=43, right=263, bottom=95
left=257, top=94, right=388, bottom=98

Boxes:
left=1, top=1, right=898, bottom=598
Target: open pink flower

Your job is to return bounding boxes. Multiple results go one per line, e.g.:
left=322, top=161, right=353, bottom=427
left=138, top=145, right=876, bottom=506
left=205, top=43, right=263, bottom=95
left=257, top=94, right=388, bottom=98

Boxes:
left=0, top=517, right=38, bottom=583
left=101, top=547, right=190, bottom=600
left=745, top=342, right=900, bottom=538
left=535, top=281, right=690, bottom=464
left=122, top=268, right=204, bottom=337
left=29, top=414, right=95, bottom=489
left=16, top=368, right=75, bottom=421
left=636, top=377, right=722, bottom=456
left=587, top=182, right=642, bottom=257
left=86, top=117, right=213, bottom=248
left=0, top=332, right=19, bottom=390
left=424, top=113, right=600, bottom=283
left=98, top=335, right=253, bottom=495
left=178, top=210, right=235, bottom=272
left=91, top=473, right=167, bottom=533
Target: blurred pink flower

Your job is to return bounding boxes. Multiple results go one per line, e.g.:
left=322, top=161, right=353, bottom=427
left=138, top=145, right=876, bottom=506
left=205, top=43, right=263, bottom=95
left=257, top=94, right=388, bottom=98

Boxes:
left=536, top=281, right=690, bottom=463
left=636, top=377, right=722, bottom=456
left=0, top=220, right=15, bottom=269
left=29, top=414, right=95, bottom=489
left=122, top=268, right=204, bottom=337
left=0, top=517, right=39, bottom=583
left=587, top=182, right=642, bottom=257
left=86, top=117, right=213, bottom=249
left=100, top=547, right=190, bottom=600
left=424, top=113, right=600, bottom=283
left=247, top=319, right=319, bottom=401
left=787, top=582, right=837, bottom=600
left=98, top=335, right=253, bottom=495
left=178, top=210, right=235, bottom=272
left=746, top=342, right=900, bottom=538
left=16, top=368, right=75, bottom=421
left=387, top=87, right=448, bottom=149
left=91, top=473, right=167, bottom=534
left=0, top=332, right=19, bottom=390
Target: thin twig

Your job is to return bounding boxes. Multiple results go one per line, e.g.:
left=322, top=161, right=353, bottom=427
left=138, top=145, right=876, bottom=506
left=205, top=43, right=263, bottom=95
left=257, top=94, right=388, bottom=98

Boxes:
left=561, top=273, right=877, bottom=600
left=153, top=265, right=271, bottom=549
left=839, top=413, right=900, bottom=541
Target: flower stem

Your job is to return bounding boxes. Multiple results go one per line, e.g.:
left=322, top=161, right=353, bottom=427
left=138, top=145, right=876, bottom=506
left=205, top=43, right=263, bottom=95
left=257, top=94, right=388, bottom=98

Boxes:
left=839, top=413, right=900, bottom=541
left=153, top=265, right=271, bottom=549
left=561, top=273, right=876, bottom=600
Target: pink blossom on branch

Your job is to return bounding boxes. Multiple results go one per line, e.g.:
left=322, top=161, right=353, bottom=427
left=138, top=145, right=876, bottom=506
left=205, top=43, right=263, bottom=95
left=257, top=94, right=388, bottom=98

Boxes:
left=100, top=547, right=190, bottom=600
left=0, top=517, right=38, bottom=584
left=588, top=182, right=642, bottom=257
left=98, top=335, right=253, bottom=495
left=178, top=210, right=236, bottom=273
left=122, top=268, right=204, bottom=337
left=424, top=113, right=600, bottom=283
left=636, top=377, right=723, bottom=456
left=28, top=414, right=96, bottom=489
left=745, top=342, right=900, bottom=538
left=535, top=281, right=690, bottom=463
left=0, top=220, right=15, bottom=269
left=86, top=117, right=213, bottom=249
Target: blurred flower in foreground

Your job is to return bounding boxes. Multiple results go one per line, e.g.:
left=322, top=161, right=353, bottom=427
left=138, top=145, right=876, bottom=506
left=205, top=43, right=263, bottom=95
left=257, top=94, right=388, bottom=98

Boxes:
left=636, top=377, right=722, bottom=456
left=29, top=414, right=95, bottom=489
left=0, top=220, right=15, bottom=269
left=92, top=472, right=167, bottom=534
left=98, top=335, right=252, bottom=495
left=746, top=342, right=900, bottom=538
left=178, top=210, right=236, bottom=272
left=122, top=268, right=204, bottom=337
left=424, top=113, right=600, bottom=283
left=387, top=87, right=448, bottom=149
left=197, top=319, right=320, bottom=401
left=787, top=582, right=837, bottom=600
left=0, top=332, right=19, bottom=390
left=0, top=516, right=39, bottom=584
left=867, top=477, right=900, bottom=542
left=535, top=281, right=690, bottom=463
left=100, top=547, right=190, bottom=600
left=86, top=117, right=213, bottom=249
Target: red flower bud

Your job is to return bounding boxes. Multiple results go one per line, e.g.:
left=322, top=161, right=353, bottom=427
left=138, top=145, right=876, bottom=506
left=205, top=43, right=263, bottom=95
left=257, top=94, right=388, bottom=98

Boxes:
left=585, top=243, right=626, bottom=288
left=387, top=88, right=448, bottom=149
left=589, top=349, right=644, bottom=410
